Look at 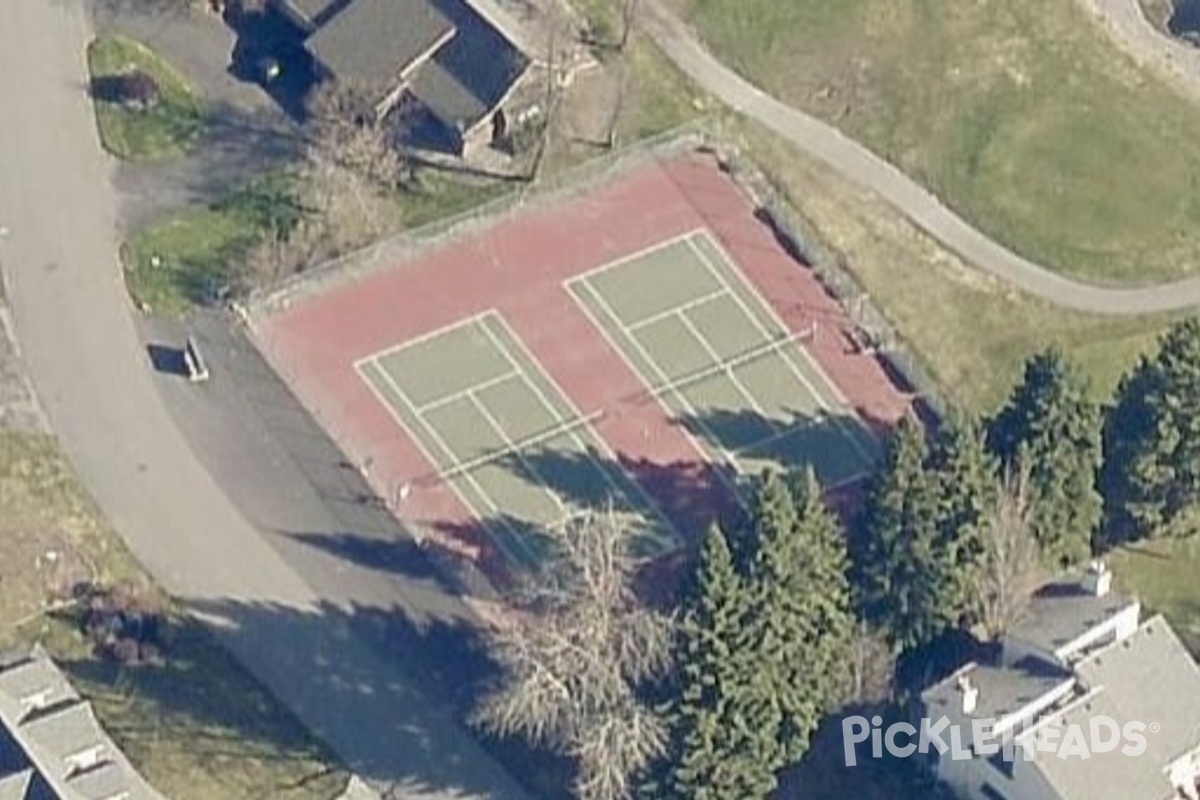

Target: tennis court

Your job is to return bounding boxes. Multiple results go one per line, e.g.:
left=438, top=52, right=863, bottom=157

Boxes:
left=356, top=311, right=676, bottom=571
left=567, top=229, right=879, bottom=488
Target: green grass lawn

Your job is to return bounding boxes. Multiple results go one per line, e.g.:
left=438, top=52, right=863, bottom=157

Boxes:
left=729, top=116, right=1181, bottom=413
left=685, top=0, right=1200, bottom=285
left=1111, top=537, right=1200, bottom=654
left=122, top=194, right=269, bottom=316
left=122, top=168, right=510, bottom=316
left=0, top=432, right=347, bottom=800
left=87, top=35, right=205, bottom=160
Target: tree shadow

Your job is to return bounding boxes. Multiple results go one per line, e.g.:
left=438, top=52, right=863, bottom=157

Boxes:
left=55, top=596, right=566, bottom=799
left=405, top=405, right=889, bottom=600
left=673, top=405, right=882, bottom=484
left=286, top=530, right=463, bottom=596
left=776, top=700, right=936, bottom=800
left=223, top=4, right=319, bottom=122
left=1171, top=0, right=1200, bottom=37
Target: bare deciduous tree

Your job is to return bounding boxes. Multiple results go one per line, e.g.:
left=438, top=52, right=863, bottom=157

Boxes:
left=848, top=620, right=895, bottom=705
left=305, top=80, right=409, bottom=190
left=474, top=508, right=672, bottom=800
left=976, top=463, right=1043, bottom=641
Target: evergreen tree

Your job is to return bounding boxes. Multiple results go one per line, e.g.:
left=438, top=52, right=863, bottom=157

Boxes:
left=927, top=416, right=998, bottom=621
left=988, top=349, right=1102, bottom=567
left=749, top=468, right=853, bottom=763
left=1102, top=318, right=1200, bottom=541
left=858, top=417, right=945, bottom=649
left=667, top=525, right=778, bottom=800
left=665, top=471, right=855, bottom=798
left=859, top=416, right=998, bottom=650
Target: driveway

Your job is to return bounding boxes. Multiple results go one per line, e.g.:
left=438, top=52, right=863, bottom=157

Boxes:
left=0, top=1, right=526, bottom=798
left=640, top=3, right=1200, bottom=315
left=91, top=1, right=304, bottom=231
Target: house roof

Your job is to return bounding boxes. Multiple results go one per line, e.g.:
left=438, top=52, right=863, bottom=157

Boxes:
left=275, top=0, right=339, bottom=26
left=922, top=655, right=1075, bottom=726
left=0, top=645, right=162, bottom=800
left=66, top=761, right=130, bottom=800
left=1012, top=577, right=1134, bottom=656
left=0, top=770, right=33, bottom=800
left=307, top=0, right=456, bottom=92
left=1032, top=615, right=1200, bottom=800
left=0, top=659, right=76, bottom=722
left=19, top=702, right=101, bottom=763
left=407, top=0, right=529, bottom=134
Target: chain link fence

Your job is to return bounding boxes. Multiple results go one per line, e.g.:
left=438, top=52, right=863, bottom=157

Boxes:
left=246, top=125, right=947, bottom=420
left=246, top=122, right=710, bottom=317
left=703, top=142, right=948, bottom=421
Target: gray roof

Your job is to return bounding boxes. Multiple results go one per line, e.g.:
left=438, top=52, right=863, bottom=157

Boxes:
left=307, top=0, right=455, bottom=91
left=66, top=762, right=130, bottom=800
left=0, top=771, right=33, bottom=800
left=0, top=660, right=76, bottom=722
left=1034, top=615, right=1200, bottom=800
left=922, top=656, right=1075, bottom=725
left=408, top=0, right=529, bottom=133
left=0, top=645, right=163, bottom=800
left=274, top=0, right=339, bottom=26
left=1012, top=576, right=1134, bottom=655
left=19, top=702, right=101, bottom=763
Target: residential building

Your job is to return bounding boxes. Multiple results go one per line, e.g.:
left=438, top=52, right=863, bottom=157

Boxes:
left=920, top=563, right=1200, bottom=800
left=269, top=0, right=536, bottom=155
left=0, top=644, right=163, bottom=800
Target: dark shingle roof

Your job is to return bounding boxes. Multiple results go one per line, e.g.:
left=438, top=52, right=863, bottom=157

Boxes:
left=1013, top=577, right=1134, bottom=656
left=307, top=0, right=456, bottom=91
left=408, top=0, right=529, bottom=134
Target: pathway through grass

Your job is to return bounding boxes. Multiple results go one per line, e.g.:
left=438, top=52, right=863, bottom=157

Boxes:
left=686, top=0, right=1200, bottom=285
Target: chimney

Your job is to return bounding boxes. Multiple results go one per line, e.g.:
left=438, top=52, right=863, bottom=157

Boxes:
left=957, top=675, right=979, bottom=715
left=1083, top=560, right=1111, bottom=598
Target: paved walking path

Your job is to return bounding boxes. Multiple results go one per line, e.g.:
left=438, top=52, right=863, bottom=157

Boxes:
left=640, top=3, right=1200, bottom=315
left=0, top=2, right=525, bottom=798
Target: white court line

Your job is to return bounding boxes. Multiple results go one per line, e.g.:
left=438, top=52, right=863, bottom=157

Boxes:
left=686, top=234, right=876, bottom=465
left=415, top=369, right=521, bottom=414
left=676, top=309, right=777, bottom=425
left=467, top=390, right=568, bottom=516
left=351, top=309, right=495, bottom=371
left=371, top=366, right=497, bottom=513
left=370, top=362, right=545, bottom=566
left=572, top=277, right=747, bottom=483
left=688, top=232, right=852, bottom=406
left=358, top=360, right=536, bottom=563
left=484, top=313, right=683, bottom=545
left=565, top=229, right=703, bottom=287
left=627, top=287, right=730, bottom=332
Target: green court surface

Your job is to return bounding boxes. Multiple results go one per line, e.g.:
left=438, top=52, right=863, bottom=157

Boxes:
left=356, top=312, right=675, bottom=572
left=567, top=229, right=879, bottom=489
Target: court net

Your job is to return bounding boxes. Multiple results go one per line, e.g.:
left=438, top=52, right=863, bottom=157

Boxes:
left=635, top=325, right=816, bottom=405
left=434, top=409, right=605, bottom=483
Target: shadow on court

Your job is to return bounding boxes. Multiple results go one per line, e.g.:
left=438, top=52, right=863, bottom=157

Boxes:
left=673, top=405, right=880, bottom=483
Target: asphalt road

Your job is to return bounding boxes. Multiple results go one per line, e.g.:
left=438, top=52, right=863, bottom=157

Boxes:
left=641, top=3, right=1200, bottom=315
left=0, top=2, right=525, bottom=798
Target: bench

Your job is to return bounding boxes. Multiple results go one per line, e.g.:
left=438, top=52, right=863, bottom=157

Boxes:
left=183, top=336, right=209, bottom=383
